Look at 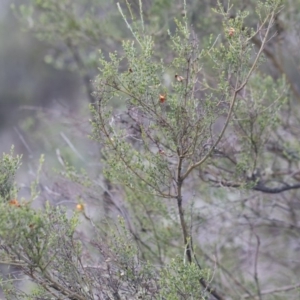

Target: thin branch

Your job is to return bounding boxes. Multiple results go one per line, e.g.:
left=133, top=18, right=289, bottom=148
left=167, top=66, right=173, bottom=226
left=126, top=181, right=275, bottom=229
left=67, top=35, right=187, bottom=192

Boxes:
left=60, top=132, right=85, bottom=161
left=253, top=182, right=300, bottom=193
left=253, top=233, right=262, bottom=300
left=243, top=282, right=300, bottom=299
left=206, top=177, right=300, bottom=194
left=44, top=271, right=87, bottom=300
left=13, top=126, right=33, bottom=157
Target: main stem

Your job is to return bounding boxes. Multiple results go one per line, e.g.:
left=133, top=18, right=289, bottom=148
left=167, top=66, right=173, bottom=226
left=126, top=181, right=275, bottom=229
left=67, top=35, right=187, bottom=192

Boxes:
left=176, top=155, right=225, bottom=300
left=176, top=155, right=192, bottom=259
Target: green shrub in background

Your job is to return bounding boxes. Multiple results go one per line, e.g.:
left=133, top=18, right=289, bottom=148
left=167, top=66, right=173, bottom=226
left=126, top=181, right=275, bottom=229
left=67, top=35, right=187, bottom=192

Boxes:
left=0, top=147, right=21, bottom=201
left=0, top=148, right=211, bottom=299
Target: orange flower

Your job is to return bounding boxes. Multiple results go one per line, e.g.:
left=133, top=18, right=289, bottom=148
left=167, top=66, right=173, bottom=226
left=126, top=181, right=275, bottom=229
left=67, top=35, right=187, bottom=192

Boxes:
left=229, top=27, right=235, bottom=37
left=76, top=203, right=85, bottom=212
left=159, top=94, right=166, bottom=103
left=9, top=199, right=20, bottom=207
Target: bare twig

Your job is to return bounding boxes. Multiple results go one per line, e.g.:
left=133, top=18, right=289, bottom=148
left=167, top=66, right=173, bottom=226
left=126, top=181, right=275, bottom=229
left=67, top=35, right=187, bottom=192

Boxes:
left=13, top=126, right=33, bottom=157
left=253, top=233, right=262, bottom=300
left=60, top=131, right=85, bottom=161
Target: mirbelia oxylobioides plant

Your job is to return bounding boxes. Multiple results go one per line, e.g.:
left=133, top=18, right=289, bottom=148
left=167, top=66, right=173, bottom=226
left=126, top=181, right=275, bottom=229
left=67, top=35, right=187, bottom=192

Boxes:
left=91, top=0, right=285, bottom=299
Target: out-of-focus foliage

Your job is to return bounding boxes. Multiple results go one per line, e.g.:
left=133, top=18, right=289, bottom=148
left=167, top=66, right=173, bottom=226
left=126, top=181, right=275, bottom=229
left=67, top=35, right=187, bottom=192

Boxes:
left=0, top=1, right=80, bottom=131
left=0, top=146, right=21, bottom=201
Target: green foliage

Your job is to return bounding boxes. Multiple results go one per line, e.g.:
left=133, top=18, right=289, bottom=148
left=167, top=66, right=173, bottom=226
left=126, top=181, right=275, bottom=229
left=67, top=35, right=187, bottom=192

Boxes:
left=0, top=149, right=211, bottom=299
left=92, top=0, right=284, bottom=197
left=159, top=256, right=210, bottom=299
left=5, top=0, right=300, bottom=299
left=0, top=146, right=21, bottom=201
left=0, top=200, right=80, bottom=269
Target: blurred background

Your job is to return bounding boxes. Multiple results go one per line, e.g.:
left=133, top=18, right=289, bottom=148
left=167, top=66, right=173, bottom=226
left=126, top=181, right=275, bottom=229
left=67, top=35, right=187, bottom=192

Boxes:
left=0, top=0, right=82, bottom=156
